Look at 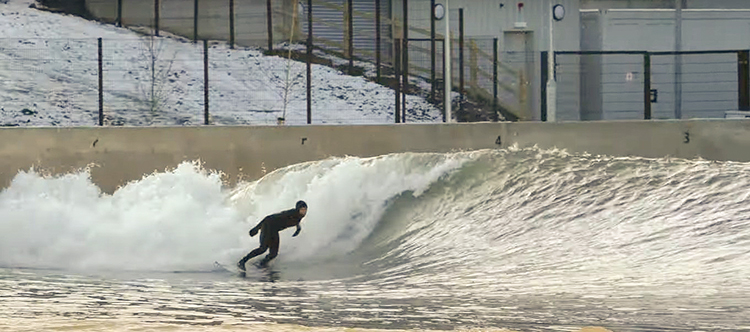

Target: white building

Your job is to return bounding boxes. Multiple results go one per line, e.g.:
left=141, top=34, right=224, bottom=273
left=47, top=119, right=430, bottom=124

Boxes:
left=573, top=0, right=750, bottom=121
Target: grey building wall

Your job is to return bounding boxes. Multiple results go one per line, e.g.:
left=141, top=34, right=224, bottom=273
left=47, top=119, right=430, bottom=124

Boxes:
left=579, top=8, right=750, bottom=120
left=687, top=0, right=750, bottom=9
left=582, top=0, right=750, bottom=9
left=393, top=0, right=581, bottom=121
left=579, top=10, right=603, bottom=120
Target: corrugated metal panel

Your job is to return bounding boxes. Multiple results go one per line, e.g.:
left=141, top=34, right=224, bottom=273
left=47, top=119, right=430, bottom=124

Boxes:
left=301, top=0, right=392, bottom=63
left=352, top=0, right=392, bottom=63
left=300, top=0, right=345, bottom=53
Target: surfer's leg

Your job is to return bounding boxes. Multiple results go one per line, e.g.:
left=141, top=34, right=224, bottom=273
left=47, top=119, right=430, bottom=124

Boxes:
left=238, top=244, right=268, bottom=270
left=238, top=229, right=273, bottom=270
left=237, top=229, right=270, bottom=271
left=259, top=235, right=280, bottom=267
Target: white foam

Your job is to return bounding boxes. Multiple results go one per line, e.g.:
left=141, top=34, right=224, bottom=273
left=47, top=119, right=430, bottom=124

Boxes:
left=0, top=162, right=242, bottom=271
left=0, top=153, right=469, bottom=271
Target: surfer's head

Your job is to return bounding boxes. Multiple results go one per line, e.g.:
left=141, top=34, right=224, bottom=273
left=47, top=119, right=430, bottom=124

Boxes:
left=296, top=200, right=308, bottom=217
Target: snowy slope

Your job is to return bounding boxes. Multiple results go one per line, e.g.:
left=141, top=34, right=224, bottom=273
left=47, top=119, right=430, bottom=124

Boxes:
left=0, top=0, right=442, bottom=126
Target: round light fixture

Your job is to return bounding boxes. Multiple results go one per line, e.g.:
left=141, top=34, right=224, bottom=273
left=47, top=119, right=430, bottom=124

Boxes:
left=434, top=3, right=445, bottom=20
left=553, top=4, right=565, bottom=21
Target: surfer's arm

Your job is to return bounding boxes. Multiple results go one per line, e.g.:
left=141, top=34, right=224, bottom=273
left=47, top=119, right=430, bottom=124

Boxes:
left=292, top=224, right=301, bottom=237
left=249, top=218, right=266, bottom=237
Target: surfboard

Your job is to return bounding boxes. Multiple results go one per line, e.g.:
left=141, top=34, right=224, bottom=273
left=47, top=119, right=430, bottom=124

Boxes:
left=214, top=261, right=246, bottom=276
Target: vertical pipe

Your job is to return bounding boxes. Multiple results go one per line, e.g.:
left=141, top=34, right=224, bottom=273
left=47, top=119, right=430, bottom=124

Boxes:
left=306, top=0, right=313, bottom=124
left=458, top=8, right=464, bottom=102
left=644, top=53, right=652, bottom=120
left=116, top=0, right=122, bottom=27
left=444, top=0, right=451, bottom=122
left=266, top=0, right=273, bottom=50
left=402, top=0, right=409, bottom=94
left=193, top=0, right=199, bottom=42
left=674, top=0, right=683, bottom=119
left=402, top=38, right=407, bottom=123
left=493, top=38, right=498, bottom=122
left=541, top=51, right=548, bottom=122
left=154, top=0, right=160, bottom=36
left=546, top=0, right=556, bottom=122
left=98, top=38, right=104, bottom=126
left=204, top=40, right=210, bottom=125
left=375, top=0, right=381, bottom=82
left=348, top=0, right=354, bottom=74
left=430, top=0, right=436, bottom=101
left=442, top=39, right=446, bottom=122
left=395, top=40, right=402, bottom=123
left=229, top=0, right=235, bottom=49
left=739, top=50, right=749, bottom=111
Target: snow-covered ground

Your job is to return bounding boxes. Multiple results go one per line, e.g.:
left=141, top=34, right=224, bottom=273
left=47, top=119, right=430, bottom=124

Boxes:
left=0, top=0, right=442, bottom=126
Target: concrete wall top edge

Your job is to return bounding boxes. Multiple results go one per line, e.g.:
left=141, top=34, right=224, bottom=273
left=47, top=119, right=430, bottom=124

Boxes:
left=5, top=121, right=750, bottom=193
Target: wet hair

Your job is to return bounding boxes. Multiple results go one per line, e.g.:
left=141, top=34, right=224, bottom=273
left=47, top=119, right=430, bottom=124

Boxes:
left=296, top=200, right=308, bottom=210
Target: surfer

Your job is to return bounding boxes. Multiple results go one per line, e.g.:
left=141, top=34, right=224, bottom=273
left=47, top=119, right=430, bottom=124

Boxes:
left=238, top=200, right=307, bottom=270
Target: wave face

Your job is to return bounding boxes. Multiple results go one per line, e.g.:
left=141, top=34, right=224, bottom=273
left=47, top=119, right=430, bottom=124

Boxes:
left=356, top=148, right=750, bottom=299
left=1, top=148, right=749, bottom=330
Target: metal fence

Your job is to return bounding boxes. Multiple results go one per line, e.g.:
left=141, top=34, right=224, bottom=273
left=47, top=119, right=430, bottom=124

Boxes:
left=552, top=50, right=748, bottom=121
left=74, top=0, right=519, bottom=122
left=4, top=1, right=538, bottom=126
left=1, top=36, right=456, bottom=127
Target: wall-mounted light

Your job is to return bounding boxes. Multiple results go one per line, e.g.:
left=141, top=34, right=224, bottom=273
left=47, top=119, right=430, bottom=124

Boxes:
left=434, top=3, right=445, bottom=20
left=553, top=4, right=565, bottom=21
left=514, top=2, right=527, bottom=29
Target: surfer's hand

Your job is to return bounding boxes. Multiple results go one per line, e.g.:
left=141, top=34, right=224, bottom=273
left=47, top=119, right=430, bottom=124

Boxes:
left=249, top=228, right=259, bottom=237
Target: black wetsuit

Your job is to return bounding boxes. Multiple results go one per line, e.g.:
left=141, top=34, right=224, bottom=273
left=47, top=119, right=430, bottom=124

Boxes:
left=238, top=208, right=304, bottom=268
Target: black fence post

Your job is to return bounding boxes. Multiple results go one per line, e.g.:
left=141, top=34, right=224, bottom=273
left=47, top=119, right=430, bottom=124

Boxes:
left=402, top=0, right=409, bottom=94
left=442, top=39, right=446, bottom=123
left=458, top=8, right=464, bottom=103
left=193, top=0, right=199, bottom=43
left=98, top=38, right=104, bottom=126
left=430, top=0, right=436, bottom=102
left=154, top=0, right=160, bottom=36
left=541, top=51, right=548, bottom=122
left=739, top=50, right=749, bottom=111
left=644, top=53, right=652, bottom=120
left=402, top=38, right=407, bottom=123
left=204, top=40, right=210, bottom=125
left=493, top=38, right=498, bottom=122
left=375, top=0, right=381, bottom=82
left=267, top=0, right=273, bottom=51
left=395, top=39, right=402, bottom=124
left=306, top=0, right=313, bottom=124
left=229, top=0, right=235, bottom=49
left=116, top=0, right=122, bottom=26
left=347, top=0, right=354, bottom=74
